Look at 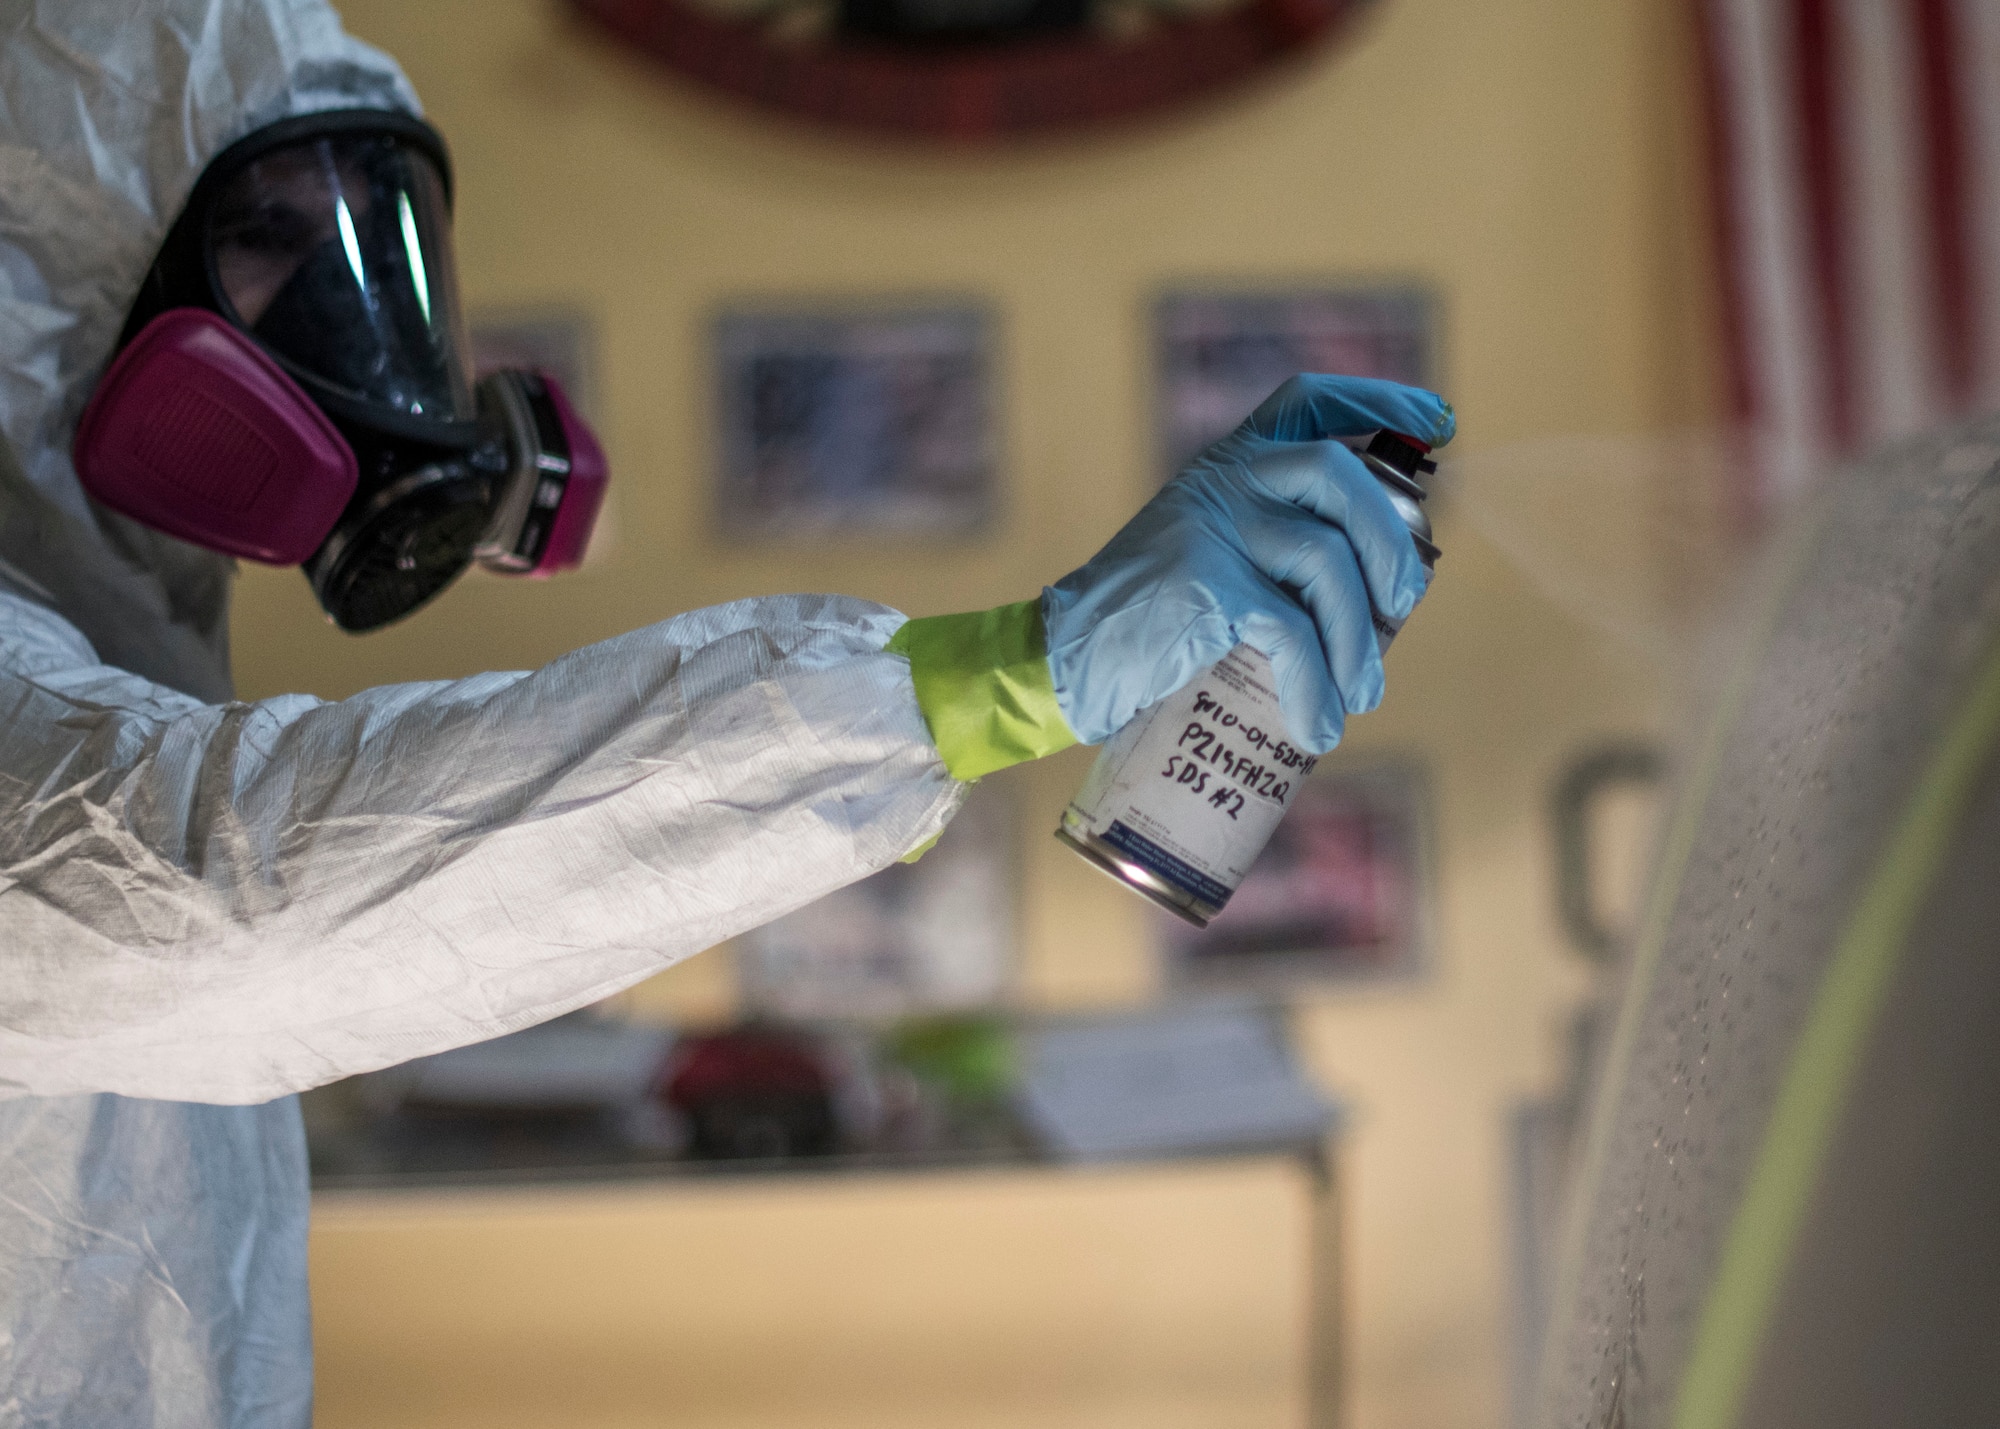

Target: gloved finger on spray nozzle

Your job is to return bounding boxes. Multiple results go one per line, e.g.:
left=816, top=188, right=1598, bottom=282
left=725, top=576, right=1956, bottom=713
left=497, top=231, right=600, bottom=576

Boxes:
left=1238, top=373, right=1457, bottom=449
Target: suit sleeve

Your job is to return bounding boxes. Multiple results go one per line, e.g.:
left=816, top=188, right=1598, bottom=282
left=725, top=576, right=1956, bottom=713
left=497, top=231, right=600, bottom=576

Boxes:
left=0, top=589, right=963, bottom=1102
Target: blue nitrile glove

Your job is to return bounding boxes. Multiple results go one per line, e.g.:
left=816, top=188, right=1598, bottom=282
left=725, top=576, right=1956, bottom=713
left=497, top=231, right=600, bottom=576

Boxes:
left=1041, top=374, right=1455, bottom=752
left=884, top=375, right=1454, bottom=788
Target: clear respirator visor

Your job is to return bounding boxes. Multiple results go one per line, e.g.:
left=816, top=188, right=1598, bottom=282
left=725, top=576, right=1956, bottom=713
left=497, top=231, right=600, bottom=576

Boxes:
left=207, top=130, right=474, bottom=425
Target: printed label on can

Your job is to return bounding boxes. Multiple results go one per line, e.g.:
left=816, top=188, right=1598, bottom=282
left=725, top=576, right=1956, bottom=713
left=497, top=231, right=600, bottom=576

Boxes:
left=1063, top=644, right=1316, bottom=911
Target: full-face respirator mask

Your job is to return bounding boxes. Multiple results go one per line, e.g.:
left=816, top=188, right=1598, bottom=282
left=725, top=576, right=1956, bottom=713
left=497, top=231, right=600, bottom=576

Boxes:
left=76, top=110, right=607, bottom=632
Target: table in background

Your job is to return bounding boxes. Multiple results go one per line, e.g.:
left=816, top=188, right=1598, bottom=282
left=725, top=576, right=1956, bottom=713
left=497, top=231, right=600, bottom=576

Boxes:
left=310, top=1131, right=1344, bottom=1429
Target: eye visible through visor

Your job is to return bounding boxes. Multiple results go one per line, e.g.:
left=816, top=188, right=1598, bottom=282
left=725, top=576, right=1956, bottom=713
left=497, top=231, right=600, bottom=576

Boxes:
left=208, top=131, right=473, bottom=424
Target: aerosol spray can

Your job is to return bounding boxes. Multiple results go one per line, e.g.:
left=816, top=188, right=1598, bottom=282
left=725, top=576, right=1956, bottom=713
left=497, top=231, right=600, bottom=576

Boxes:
left=1055, top=430, right=1440, bottom=927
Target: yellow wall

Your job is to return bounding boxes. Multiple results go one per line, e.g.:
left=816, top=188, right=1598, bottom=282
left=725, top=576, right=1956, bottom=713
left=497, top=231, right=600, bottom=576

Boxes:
left=262, top=1, right=1715, bottom=1425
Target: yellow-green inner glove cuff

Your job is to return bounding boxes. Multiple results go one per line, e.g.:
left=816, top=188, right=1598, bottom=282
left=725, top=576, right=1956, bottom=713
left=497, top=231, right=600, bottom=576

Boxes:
left=887, top=599, right=1078, bottom=782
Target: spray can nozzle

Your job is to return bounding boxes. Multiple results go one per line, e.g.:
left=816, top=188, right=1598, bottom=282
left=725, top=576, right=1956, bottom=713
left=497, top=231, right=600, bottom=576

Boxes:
left=1363, top=430, right=1438, bottom=499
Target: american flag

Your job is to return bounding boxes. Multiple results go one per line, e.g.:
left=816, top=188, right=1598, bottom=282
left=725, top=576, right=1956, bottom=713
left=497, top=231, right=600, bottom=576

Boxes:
left=1699, top=0, right=2000, bottom=503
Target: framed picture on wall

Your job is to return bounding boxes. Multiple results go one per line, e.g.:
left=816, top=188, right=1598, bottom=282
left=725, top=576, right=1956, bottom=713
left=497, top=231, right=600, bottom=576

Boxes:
left=469, top=308, right=599, bottom=420
left=1161, top=759, right=1433, bottom=988
left=1155, top=286, right=1437, bottom=477
left=714, top=303, right=996, bottom=539
left=737, top=780, right=1016, bottom=1020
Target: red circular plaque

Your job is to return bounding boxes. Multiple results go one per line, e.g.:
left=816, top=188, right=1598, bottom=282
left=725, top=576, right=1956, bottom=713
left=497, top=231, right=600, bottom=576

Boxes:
left=567, top=0, right=1368, bottom=142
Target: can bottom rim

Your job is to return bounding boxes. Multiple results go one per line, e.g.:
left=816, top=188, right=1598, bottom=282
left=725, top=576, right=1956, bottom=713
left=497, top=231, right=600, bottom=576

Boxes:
left=1054, top=823, right=1217, bottom=928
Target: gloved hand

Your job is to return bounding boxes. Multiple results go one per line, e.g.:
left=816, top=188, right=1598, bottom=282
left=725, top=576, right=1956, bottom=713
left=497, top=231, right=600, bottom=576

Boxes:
left=1045, top=374, right=1454, bottom=749
left=887, top=374, right=1455, bottom=783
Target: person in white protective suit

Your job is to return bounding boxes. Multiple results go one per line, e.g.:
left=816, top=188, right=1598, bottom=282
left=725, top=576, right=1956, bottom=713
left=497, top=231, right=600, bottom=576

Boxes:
left=0, top=0, right=1455, bottom=1423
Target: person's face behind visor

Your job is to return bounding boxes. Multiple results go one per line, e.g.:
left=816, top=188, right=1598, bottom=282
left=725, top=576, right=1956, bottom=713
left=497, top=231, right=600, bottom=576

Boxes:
left=210, top=145, right=358, bottom=326
left=207, top=132, right=474, bottom=424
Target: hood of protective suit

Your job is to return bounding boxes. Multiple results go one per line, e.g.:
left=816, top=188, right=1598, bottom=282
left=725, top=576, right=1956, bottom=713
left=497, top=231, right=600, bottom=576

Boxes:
left=0, top=0, right=419, bottom=699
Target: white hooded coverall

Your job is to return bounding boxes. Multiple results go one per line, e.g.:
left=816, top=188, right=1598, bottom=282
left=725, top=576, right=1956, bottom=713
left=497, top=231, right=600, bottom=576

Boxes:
left=0, top=3, right=964, bottom=1423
